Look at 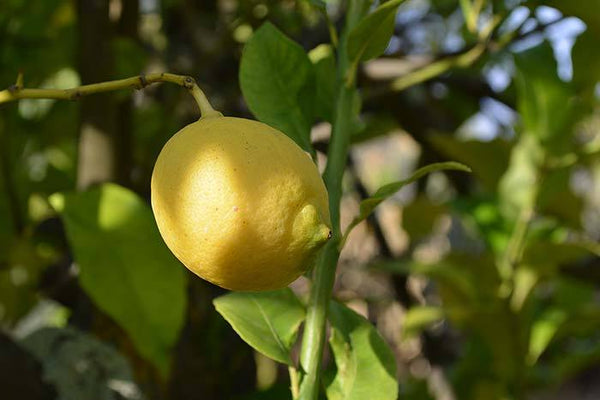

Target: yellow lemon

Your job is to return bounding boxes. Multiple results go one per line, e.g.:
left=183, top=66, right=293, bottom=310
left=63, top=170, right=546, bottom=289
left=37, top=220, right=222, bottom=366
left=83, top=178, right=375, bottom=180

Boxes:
left=151, top=116, right=331, bottom=291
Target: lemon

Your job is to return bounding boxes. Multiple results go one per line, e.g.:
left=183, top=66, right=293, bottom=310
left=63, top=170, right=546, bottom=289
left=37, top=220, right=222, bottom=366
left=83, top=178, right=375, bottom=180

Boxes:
left=151, top=116, right=331, bottom=291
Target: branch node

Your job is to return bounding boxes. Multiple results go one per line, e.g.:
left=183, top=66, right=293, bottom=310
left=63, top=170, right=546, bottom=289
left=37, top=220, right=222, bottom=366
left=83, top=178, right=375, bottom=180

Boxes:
left=183, top=76, right=195, bottom=89
left=15, top=71, right=24, bottom=90
left=7, top=84, right=19, bottom=94
left=71, top=91, right=83, bottom=100
left=138, top=74, right=149, bottom=89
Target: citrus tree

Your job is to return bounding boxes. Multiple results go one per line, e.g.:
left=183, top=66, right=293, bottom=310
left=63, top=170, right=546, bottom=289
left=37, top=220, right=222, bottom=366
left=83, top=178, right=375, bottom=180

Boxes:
left=1, top=1, right=599, bottom=400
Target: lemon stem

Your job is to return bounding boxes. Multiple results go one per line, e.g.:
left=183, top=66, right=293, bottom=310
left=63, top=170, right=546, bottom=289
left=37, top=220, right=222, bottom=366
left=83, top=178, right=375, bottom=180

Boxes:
left=0, top=72, right=221, bottom=119
left=298, top=1, right=370, bottom=399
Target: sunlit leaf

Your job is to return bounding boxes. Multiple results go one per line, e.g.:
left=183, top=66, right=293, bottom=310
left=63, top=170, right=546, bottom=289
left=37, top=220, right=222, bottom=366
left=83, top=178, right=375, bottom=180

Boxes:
left=453, top=196, right=511, bottom=255
left=514, top=44, right=579, bottom=155
left=346, top=0, right=404, bottom=64
left=402, top=306, right=444, bottom=339
left=240, top=22, right=314, bottom=153
left=511, top=266, right=539, bottom=312
left=528, top=278, right=600, bottom=365
left=308, top=44, right=337, bottom=122
left=498, top=134, right=543, bottom=220
left=324, top=301, right=398, bottom=400
left=213, top=288, right=305, bottom=365
left=528, top=308, right=568, bottom=365
left=50, top=183, right=186, bottom=376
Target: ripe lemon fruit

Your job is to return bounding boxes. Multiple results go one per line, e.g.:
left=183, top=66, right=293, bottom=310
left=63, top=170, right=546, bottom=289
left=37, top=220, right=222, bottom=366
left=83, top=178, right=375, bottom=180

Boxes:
left=151, top=116, right=331, bottom=291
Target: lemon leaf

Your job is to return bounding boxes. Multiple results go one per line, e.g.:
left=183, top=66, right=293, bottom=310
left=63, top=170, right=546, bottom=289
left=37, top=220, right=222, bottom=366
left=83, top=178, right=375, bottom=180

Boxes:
left=323, top=301, right=398, bottom=400
left=240, top=22, right=314, bottom=153
left=213, top=289, right=305, bottom=365
left=49, top=183, right=186, bottom=377
left=308, top=44, right=337, bottom=122
left=402, top=306, right=445, bottom=339
left=346, top=0, right=405, bottom=64
left=340, top=161, right=471, bottom=249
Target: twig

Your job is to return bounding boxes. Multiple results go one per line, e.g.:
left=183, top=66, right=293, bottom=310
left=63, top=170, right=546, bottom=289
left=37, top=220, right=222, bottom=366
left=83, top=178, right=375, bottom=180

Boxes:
left=390, top=14, right=501, bottom=92
left=498, top=172, right=541, bottom=287
left=0, top=72, right=221, bottom=119
left=390, top=42, right=488, bottom=92
left=298, top=2, right=371, bottom=399
left=289, top=366, right=300, bottom=399
left=369, top=15, right=567, bottom=98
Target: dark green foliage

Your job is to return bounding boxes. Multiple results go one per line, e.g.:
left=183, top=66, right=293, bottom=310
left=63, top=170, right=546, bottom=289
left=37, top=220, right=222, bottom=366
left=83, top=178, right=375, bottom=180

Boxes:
left=1, top=1, right=600, bottom=400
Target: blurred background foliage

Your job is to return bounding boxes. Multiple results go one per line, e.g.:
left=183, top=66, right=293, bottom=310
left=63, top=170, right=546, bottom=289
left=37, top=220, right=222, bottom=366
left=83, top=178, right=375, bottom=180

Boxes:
left=0, top=0, right=599, bottom=399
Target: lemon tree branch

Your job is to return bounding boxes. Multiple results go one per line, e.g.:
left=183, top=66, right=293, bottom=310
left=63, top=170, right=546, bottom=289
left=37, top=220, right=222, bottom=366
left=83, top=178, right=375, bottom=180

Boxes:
left=298, top=1, right=371, bottom=399
left=390, top=14, right=500, bottom=92
left=0, top=72, right=221, bottom=119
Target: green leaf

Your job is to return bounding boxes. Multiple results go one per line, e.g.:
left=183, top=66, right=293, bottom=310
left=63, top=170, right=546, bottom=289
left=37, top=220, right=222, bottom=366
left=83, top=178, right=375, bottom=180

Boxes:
left=528, top=308, right=568, bottom=365
left=240, top=22, right=314, bottom=152
left=527, top=278, right=599, bottom=365
left=346, top=0, right=404, bottom=64
left=529, top=1, right=600, bottom=35
left=523, top=241, right=599, bottom=269
left=572, top=29, right=600, bottom=90
left=514, top=44, right=579, bottom=155
left=307, top=0, right=327, bottom=8
left=498, top=134, right=543, bottom=220
left=213, top=288, right=305, bottom=365
left=453, top=197, right=511, bottom=255
left=341, top=162, right=471, bottom=247
left=511, top=266, right=539, bottom=312
left=308, top=44, right=337, bottom=122
left=501, top=44, right=584, bottom=223
left=49, top=183, right=186, bottom=377
left=537, top=167, right=583, bottom=228
left=325, top=301, right=398, bottom=400
left=402, top=306, right=445, bottom=339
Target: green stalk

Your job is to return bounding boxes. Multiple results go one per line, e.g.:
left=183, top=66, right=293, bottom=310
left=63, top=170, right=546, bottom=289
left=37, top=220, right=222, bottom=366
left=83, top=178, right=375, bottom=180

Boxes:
left=0, top=72, right=221, bottom=119
left=298, top=1, right=369, bottom=399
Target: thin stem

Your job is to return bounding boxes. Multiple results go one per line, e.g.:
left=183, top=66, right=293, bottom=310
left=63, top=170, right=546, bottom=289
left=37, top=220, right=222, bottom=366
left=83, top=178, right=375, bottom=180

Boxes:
left=391, top=43, right=486, bottom=92
left=498, top=179, right=539, bottom=286
left=298, top=1, right=370, bottom=399
left=460, top=0, right=477, bottom=33
left=298, top=241, right=341, bottom=399
left=390, top=14, right=502, bottom=93
left=289, top=365, right=300, bottom=399
left=351, top=14, right=507, bottom=100
left=324, top=10, right=339, bottom=48
left=298, top=90, right=353, bottom=400
left=0, top=72, right=221, bottom=119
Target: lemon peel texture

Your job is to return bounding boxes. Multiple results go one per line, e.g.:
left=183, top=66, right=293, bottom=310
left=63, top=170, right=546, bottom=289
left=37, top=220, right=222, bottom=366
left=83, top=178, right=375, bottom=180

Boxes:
left=151, top=116, right=331, bottom=291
